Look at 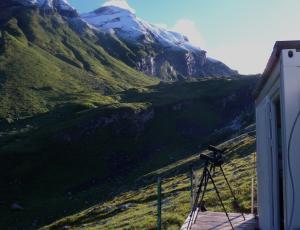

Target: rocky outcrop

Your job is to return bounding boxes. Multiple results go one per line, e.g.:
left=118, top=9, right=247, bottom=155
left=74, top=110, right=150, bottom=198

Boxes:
left=10, top=202, right=24, bottom=211
left=130, top=48, right=237, bottom=80
left=53, top=107, right=155, bottom=143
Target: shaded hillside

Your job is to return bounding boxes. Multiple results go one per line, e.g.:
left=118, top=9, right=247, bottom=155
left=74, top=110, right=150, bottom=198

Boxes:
left=42, top=128, right=257, bottom=230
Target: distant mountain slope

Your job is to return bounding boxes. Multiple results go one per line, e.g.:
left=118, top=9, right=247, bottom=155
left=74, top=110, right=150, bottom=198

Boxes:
left=81, top=6, right=238, bottom=80
left=0, top=3, right=157, bottom=120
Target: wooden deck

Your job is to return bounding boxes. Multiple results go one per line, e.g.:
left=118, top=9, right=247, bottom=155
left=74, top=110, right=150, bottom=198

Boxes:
left=181, top=211, right=257, bottom=230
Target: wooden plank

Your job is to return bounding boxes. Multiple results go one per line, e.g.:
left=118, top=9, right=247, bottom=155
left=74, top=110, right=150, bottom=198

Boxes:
left=181, top=211, right=257, bottom=230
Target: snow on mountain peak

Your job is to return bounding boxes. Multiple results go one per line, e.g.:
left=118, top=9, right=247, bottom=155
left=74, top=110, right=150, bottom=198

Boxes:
left=81, top=5, right=201, bottom=52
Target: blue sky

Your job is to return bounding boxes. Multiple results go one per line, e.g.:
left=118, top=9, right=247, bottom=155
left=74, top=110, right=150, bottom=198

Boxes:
left=68, top=0, right=300, bottom=74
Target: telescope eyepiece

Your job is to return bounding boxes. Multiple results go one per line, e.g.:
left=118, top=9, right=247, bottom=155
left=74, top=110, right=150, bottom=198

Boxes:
left=199, top=145, right=226, bottom=166
left=208, top=145, right=226, bottom=153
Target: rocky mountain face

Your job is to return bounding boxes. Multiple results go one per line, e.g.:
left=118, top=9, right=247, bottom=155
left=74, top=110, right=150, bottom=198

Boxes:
left=1, top=0, right=78, bottom=17
left=82, top=6, right=238, bottom=80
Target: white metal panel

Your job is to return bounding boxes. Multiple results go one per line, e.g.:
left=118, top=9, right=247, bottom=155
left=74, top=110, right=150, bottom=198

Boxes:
left=256, top=62, right=282, bottom=230
left=280, top=49, right=300, bottom=229
left=269, top=91, right=282, bottom=230
left=256, top=62, right=281, bottom=104
left=256, top=99, right=273, bottom=230
left=256, top=46, right=300, bottom=229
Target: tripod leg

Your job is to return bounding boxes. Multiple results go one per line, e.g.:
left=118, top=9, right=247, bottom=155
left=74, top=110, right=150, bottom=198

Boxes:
left=192, top=168, right=210, bottom=225
left=187, top=166, right=207, bottom=229
left=197, top=165, right=213, bottom=214
left=219, top=166, right=246, bottom=220
left=198, top=171, right=209, bottom=210
left=207, top=168, right=235, bottom=230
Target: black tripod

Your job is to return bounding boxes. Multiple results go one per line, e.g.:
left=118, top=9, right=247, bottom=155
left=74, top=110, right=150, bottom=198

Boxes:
left=187, top=147, right=245, bottom=230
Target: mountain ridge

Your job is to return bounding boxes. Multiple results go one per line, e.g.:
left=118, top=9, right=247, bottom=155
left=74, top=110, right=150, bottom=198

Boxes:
left=14, top=0, right=78, bottom=16
left=81, top=5, right=238, bottom=80
left=3, top=0, right=239, bottom=80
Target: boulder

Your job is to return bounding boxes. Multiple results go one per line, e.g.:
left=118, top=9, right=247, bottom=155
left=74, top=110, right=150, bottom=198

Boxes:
left=10, top=202, right=24, bottom=211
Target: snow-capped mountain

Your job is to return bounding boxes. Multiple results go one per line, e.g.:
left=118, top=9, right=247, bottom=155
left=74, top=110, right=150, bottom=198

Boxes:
left=81, top=5, right=238, bottom=79
left=82, top=6, right=200, bottom=52
left=12, top=0, right=78, bottom=17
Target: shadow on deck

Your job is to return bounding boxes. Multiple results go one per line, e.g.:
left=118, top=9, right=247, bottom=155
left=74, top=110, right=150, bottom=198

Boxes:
left=181, top=211, right=258, bottom=230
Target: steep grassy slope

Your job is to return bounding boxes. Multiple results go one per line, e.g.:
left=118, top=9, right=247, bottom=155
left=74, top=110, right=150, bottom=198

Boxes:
left=0, top=76, right=258, bottom=229
left=42, top=128, right=256, bottom=230
left=0, top=8, right=157, bottom=120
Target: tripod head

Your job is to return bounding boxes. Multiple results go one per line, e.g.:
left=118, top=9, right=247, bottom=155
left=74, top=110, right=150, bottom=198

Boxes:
left=199, top=145, right=226, bottom=166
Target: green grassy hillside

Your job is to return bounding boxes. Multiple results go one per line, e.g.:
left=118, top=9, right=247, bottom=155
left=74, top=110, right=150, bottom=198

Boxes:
left=0, top=8, right=157, bottom=120
left=42, top=128, right=256, bottom=230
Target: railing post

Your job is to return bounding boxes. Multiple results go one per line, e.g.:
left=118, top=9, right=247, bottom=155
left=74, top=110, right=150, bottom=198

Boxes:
left=251, top=151, right=256, bottom=214
left=251, top=177, right=254, bottom=214
left=157, top=177, right=162, bottom=230
left=190, top=165, right=194, bottom=210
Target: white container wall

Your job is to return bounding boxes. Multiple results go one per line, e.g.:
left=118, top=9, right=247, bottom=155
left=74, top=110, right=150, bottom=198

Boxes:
left=255, top=43, right=300, bottom=230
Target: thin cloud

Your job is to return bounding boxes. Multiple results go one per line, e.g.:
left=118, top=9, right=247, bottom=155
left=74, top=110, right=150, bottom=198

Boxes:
left=102, top=0, right=135, bottom=13
left=171, top=19, right=204, bottom=48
